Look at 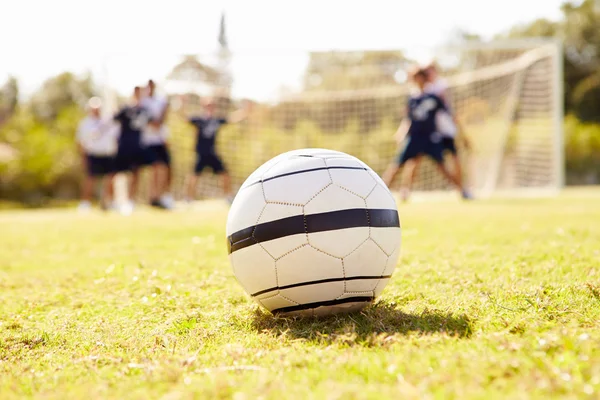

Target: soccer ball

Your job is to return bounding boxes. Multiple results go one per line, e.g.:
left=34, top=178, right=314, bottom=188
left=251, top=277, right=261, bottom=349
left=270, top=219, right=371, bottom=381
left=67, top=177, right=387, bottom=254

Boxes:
left=226, top=149, right=401, bottom=317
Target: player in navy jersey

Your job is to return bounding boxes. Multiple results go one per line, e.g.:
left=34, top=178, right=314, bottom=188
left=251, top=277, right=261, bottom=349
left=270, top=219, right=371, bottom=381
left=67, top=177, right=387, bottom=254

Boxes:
left=113, top=86, right=150, bottom=212
left=382, top=67, right=470, bottom=199
left=183, top=97, right=249, bottom=203
left=401, top=63, right=472, bottom=201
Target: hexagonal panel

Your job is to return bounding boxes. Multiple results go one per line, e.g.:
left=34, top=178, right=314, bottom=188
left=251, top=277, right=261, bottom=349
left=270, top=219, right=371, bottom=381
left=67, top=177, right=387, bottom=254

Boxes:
left=329, top=168, right=376, bottom=198
left=263, top=170, right=331, bottom=205
left=280, top=281, right=345, bottom=305
left=230, top=245, right=277, bottom=296
left=304, top=184, right=365, bottom=215
left=308, top=228, right=369, bottom=258
left=370, top=227, right=401, bottom=256
left=226, top=183, right=266, bottom=236
left=365, top=184, right=397, bottom=210
left=343, top=239, right=388, bottom=292
left=276, top=245, right=344, bottom=287
left=258, top=203, right=303, bottom=225
left=260, top=235, right=308, bottom=260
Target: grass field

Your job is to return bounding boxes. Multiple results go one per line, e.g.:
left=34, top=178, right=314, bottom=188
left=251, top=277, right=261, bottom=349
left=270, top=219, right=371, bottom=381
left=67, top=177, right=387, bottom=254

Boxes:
left=1, top=188, right=600, bottom=399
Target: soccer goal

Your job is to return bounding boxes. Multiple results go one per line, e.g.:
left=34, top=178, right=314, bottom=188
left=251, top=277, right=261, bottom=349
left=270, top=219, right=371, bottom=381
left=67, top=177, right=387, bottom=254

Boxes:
left=101, top=38, right=564, bottom=201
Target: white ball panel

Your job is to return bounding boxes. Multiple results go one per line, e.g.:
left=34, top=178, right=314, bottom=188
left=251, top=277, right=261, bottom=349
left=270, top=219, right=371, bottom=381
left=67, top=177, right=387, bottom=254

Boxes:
left=286, top=148, right=347, bottom=158
left=384, top=247, right=400, bottom=276
left=226, top=183, right=265, bottom=235
left=343, top=239, right=388, bottom=277
left=304, top=184, right=365, bottom=215
left=336, top=292, right=374, bottom=300
left=258, top=203, right=303, bottom=225
left=239, top=155, right=285, bottom=189
left=329, top=168, right=376, bottom=198
left=344, top=278, right=379, bottom=293
left=373, top=278, right=392, bottom=298
left=323, top=157, right=364, bottom=168
left=370, top=227, right=401, bottom=256
left=262, top=156, right=326, bottom=180
left=263, top=171, right=331, bottom=205
left=259, top=294, right=298, bottom=311
left=308, top=227, right=369, bottom=258
left=230, top=246, right=276, bottom=295
left=280, top=282, right=344, bottom=305
left=365, top=184, right=397, bottom=210
left=276, top=245, right=344, bottom=287
left=260, top=234, right=307, bottom=260
left=367, top=169, right=388, bottom=189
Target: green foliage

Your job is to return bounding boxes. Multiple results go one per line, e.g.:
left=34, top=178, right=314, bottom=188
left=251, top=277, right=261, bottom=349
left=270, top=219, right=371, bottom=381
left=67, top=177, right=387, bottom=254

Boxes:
left=571, top=72, right=600, bottom=122
left=0, top=105, right=83, bottom=203
left=0, top=76, right=19, bottom=125
left=564, top=115, right=600, bottom=183
left=29, top=72, right=95, bottom=121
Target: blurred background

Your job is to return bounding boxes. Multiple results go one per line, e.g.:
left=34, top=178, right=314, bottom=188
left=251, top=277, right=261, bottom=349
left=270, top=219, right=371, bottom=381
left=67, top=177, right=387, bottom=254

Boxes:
left=0, top=0, right=599, bottom=206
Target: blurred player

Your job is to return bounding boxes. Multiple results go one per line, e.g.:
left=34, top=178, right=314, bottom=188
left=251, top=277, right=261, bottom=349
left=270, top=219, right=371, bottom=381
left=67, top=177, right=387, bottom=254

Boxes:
left=382, top=67, right=470, bottom=198
left=184, top=97, right=249, bottom=203
left=113, top=86, right=150, bottom=214
left=401, top=62, right=472, bottom=201
left=76, top=97, right=118, bottom=211
left=141, top=79, right=173, bottom=209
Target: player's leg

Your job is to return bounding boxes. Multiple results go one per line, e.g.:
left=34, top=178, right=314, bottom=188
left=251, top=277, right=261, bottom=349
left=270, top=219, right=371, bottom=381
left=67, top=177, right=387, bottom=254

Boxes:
left=401, top=157, right=422, bottom=202
left=100, top=174, right=115, bottom=210
left=443, top=137, right=473, bottom=199
left=210, top=154, right=233, bottom=202
left=383, top=138, right=417, bottom=189
left=79, top=176, right=95, bottom=211
left=186, top=154, right=204, bottom=201
left=428, top=142, right=472, bottom=199
left=79, top=155, right=97, bottom=211
left=157, top=145, right=174, bottom=208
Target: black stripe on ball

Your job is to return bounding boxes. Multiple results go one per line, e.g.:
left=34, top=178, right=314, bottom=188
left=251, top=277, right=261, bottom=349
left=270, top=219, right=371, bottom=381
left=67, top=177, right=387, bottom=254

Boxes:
left=271, top=296, right=375, bottom=314
left=227, top=208, right=399, bottom=254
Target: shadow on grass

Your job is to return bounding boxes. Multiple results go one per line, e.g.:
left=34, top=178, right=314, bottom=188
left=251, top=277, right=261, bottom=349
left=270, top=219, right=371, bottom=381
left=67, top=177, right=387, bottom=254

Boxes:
left=250, top=300, right=473, bottom=344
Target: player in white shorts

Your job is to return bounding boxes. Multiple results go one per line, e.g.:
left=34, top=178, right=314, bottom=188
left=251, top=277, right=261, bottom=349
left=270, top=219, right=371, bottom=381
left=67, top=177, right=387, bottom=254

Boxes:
left=141, top=79, right=173, bottom=209
left=76, top=97, right=119, bottom=211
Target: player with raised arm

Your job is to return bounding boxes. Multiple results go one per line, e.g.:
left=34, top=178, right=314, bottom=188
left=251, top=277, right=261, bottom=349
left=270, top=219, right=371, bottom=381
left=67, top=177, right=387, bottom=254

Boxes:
left=141, top=79, right=173, bottom=209
left=184, top=97, right=249, bottom=204
left=113, top=86, right=150, bottom=214
left=382, top=67, right=470, bottom=199
left=76, top=97, right=119, bottom=211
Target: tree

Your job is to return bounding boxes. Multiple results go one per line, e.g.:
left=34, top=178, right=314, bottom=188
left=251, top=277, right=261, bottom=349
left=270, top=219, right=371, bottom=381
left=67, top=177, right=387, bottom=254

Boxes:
left=0, top=76, right=19, bottom=125
left=303, top=51, right=410, bottom=91
left=29, top=72, right=95, bottom=121
left=502, top=0, right=600, bottom=113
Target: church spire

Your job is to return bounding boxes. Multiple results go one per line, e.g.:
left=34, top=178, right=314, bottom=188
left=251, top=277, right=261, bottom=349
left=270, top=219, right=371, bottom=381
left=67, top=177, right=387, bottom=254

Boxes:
left=218, top=12, right=228, bottom=50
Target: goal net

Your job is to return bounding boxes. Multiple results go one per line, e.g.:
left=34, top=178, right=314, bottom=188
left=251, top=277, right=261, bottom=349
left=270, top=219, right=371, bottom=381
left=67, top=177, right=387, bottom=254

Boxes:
left=101, top=39, right=563, bottom=201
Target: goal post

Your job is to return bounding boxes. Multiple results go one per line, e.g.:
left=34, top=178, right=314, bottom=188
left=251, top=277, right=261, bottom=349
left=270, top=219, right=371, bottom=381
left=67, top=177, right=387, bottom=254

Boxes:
left=100, top=39, right=564, bottom=201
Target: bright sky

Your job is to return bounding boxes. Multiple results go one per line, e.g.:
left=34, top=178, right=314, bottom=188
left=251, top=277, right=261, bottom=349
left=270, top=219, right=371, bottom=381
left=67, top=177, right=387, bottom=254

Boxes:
left=0, top=0, right=570, bottom=101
